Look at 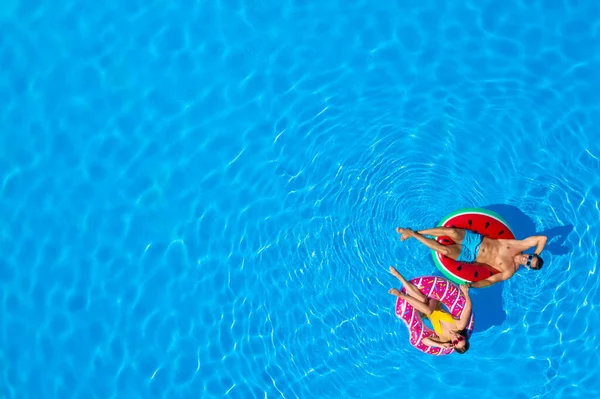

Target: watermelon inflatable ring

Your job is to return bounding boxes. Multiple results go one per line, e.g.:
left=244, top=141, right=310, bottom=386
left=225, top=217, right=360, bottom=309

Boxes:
left=432, top=208, right=515, bottom=285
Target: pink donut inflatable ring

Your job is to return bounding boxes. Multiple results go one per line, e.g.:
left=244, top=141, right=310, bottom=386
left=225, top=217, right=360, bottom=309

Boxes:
left=395, top=276, right=474, bottom=356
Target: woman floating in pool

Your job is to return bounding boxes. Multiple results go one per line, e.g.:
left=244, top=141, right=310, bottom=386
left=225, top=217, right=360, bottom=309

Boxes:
left=388, top=266, right=472, bottom=354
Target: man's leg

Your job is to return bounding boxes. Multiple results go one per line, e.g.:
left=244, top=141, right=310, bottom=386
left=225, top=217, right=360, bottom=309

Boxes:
left=389, top=266, right=428, bottom=302
left=417, top=227, right=465, bottom=243
left=397, top=228, right=461, bottom=258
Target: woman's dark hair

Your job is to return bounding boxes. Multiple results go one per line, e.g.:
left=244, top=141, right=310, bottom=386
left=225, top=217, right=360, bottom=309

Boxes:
left=454, top=330, right=470, bottom=354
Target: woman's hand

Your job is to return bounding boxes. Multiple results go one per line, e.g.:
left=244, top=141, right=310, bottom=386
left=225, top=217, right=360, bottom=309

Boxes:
left=460, top=283, right=471, bottom=295
left=442, top=342, right=453, bottom=349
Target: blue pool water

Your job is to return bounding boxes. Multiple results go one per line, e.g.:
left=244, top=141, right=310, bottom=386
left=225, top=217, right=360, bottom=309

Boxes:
left=1, top=0, right=600, bottom=397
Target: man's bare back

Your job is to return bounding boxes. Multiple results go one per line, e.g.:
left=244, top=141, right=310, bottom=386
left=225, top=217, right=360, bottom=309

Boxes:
left=397, top=227, right=548, bottom=288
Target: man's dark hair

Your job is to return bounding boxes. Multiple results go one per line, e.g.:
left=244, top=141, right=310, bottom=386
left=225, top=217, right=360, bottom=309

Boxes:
left=455, top=330, right=470, bottom=354
left=532, top=254, right=544, bottom=270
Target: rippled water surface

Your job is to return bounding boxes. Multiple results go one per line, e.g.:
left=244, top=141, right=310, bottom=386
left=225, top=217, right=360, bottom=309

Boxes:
left=1, top=0, right=599, bottom=398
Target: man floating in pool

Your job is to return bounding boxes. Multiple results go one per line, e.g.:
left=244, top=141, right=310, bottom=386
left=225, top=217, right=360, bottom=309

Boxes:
left=396, top=227, right=547, bottom=288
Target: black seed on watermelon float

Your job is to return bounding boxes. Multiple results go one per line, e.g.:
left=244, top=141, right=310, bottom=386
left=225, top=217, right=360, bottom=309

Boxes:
left=468, top=219, right=472, bottom=226
left=457, top=265, right=462, bottom=271
left=498, top=230, right=504, bottom=236
left=474, top=271, right=478, bottom=278
left=485, top=222, right=490, bottom=229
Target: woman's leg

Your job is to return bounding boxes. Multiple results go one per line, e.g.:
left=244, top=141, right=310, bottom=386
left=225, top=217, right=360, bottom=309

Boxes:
left=427, top=298, right=439, bottom=314
left=388, top=290, right=433, bottom=315
left=389, top=266, right=428, bottom=302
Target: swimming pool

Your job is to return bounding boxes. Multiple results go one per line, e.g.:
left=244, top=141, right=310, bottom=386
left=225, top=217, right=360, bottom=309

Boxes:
left=1, top=0, right=599, bottom=397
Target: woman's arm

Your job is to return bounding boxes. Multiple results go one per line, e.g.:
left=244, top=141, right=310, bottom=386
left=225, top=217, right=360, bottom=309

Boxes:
left=422, top=336, right=451, bottom=349
left=455, top=284, right=473, bottom=331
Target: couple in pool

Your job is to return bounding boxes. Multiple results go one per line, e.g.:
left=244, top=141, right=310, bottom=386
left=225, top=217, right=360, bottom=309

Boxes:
left=388, top=225, right=548, bottom=354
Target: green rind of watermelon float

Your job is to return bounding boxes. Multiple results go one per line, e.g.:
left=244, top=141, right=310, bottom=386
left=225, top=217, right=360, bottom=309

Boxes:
left=431, top=208, right=515, bottom=285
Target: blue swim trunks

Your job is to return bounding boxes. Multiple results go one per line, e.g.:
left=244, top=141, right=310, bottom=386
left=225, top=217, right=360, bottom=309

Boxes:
left=457, top=229, right=484, bottom=263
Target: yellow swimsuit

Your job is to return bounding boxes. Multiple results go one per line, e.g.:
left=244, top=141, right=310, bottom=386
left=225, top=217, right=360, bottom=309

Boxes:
left=425, top=303, right=457, bottom=339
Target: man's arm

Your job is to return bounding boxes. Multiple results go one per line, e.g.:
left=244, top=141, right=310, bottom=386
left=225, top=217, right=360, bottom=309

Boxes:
left=520, top=235, right=548, bottom=255
left=469, top=270, right=512, bottom=288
